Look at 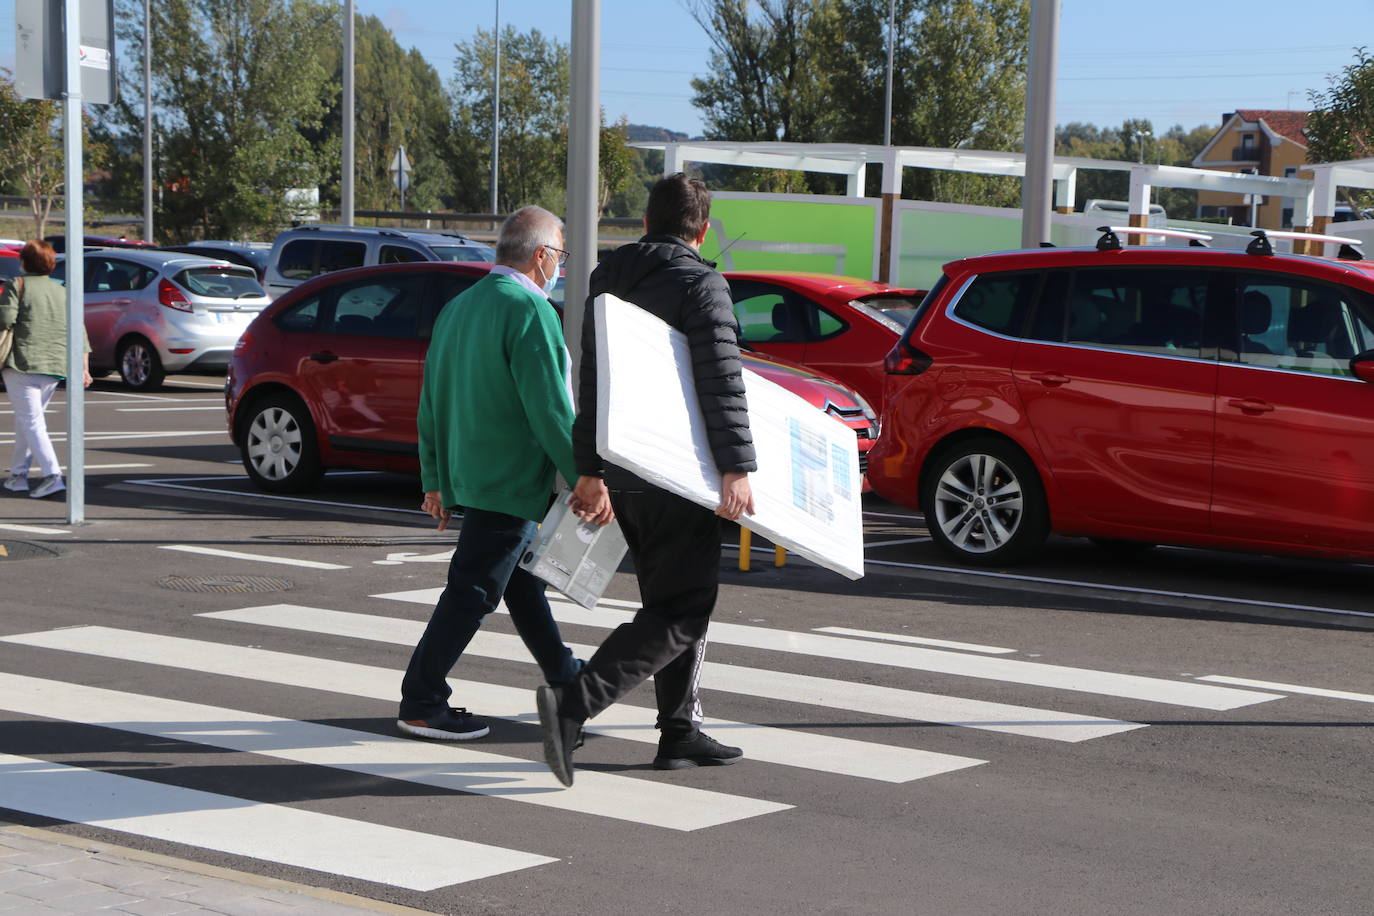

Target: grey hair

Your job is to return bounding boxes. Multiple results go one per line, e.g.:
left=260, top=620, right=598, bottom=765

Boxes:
left=495, top=206, right=563, bottom=266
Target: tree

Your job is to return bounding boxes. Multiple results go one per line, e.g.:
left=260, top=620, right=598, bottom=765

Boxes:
left=101, top=0, right=339, bottom=241
left=0, top=73, right=106, bottom=237
left=310, top=15, right=453, bottom=214
left=1308, top=47, right=1374, bottom=210
left=687, top=0, right=1031, bottom=203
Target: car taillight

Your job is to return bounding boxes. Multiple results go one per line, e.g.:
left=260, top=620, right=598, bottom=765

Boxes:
left=158, top=278, right=193, bottom=312
left=883, top=337, right=932, bottom=375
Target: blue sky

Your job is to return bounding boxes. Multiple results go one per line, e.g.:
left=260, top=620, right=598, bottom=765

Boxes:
left=2, top=1, right=1371, bottom=137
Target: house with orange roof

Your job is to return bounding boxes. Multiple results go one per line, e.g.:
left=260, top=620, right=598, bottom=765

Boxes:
left=1192, top=109, right=1310, bottom=230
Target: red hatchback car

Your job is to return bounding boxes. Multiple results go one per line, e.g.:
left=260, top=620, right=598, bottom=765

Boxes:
left=228, top=262, right=877, bottom=492
left=868, top=229, right=1374, bottom=566
left=724, top=271, right=923, bottom=412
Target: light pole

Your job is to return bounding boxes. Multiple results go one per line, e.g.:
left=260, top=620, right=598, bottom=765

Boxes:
left=1134, top=130, right=1151, bottom=164
left=342, top=0, right=355, bottom=226
left=1020, top=0, right=1060, bottom=249
left=490, top=0, right=500, bottom=216
left=142, top=0, right=152, bottom=242
left=882, top=0, right=895, bottom=146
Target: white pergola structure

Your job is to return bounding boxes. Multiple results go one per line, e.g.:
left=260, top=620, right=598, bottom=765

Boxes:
left=635, top=141, right=1374, bottom=270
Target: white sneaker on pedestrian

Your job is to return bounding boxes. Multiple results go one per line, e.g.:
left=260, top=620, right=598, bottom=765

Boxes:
left=29, top=474, right=64, bottom=499
left=3, top=475, right=28, bottom=493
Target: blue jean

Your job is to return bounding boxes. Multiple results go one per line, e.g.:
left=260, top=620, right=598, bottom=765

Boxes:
left=398, top=507, right=579, bottom=720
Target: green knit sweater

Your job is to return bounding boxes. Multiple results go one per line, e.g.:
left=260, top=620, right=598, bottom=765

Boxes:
left=418, top=273, right=578, bottom=522
left=0, top=275, right=89, bottom=377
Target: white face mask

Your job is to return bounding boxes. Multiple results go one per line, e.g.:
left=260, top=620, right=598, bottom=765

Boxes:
left=540, top=247, right=560, bottom=294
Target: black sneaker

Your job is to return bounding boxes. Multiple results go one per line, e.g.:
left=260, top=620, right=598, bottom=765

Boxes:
left=536, top=685, right=581, bottom=788
left=396, top=706, right=490, bottom=740
left=653, top=732, right=743, bottom=770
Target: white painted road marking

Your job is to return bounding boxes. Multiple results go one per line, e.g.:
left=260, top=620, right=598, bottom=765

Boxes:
left=0, top=753, right=554, bottom=890
left=1, top=627, right=982, bottom=783
left=814, top=626, right=1015, bottom=655
left=213, top=605, right=1140, bottom=743
left=376, top=589, right=1283, bottom=711
left=0, top=523, right=69, bottom=535
left=1198, top=675, right=1374, bottom=704
left=0, top=673, right=787, bottom=830
left=159, top=544, right=350, bottom=570
left=115, top=405, right=226, bottom=412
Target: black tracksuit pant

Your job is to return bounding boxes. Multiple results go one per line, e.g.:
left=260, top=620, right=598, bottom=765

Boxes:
left=562, top=485, right=720, bottom=741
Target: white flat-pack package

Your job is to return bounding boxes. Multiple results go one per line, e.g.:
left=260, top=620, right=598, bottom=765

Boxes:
left=520, top=491, right=629, bottom=608
left=593, top=293, right=864, bottom=579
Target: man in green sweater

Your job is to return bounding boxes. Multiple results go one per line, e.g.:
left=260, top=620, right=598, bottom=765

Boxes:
left=397, top=206, right=609, bottom=741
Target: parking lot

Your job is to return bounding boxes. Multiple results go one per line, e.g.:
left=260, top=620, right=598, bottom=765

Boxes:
left=2, top=374, right=1372, bottom=914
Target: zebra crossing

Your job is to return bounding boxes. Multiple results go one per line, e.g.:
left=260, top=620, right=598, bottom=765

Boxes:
left=0, top=590, right=1289, bottom=893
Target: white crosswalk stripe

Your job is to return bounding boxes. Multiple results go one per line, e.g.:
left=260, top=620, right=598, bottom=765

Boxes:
left=205, top=604, right=1144, bottom=742
left=0, top=753, right=555, bottom=890
left=0, top=672, right=788, bottom=831
left=0, top=626, right=985, bottom=783
left=373, top=588, right=1284, bottom=711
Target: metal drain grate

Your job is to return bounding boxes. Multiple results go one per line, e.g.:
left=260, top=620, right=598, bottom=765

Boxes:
left=157, top=574, right=293, bottom=594
left=254, top=535, right=432, bottom=549
left=0, top=540, right=60, bottom=562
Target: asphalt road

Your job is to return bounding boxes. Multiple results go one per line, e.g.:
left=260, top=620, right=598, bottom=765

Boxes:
left=1, top=375, right=1371, bottom=915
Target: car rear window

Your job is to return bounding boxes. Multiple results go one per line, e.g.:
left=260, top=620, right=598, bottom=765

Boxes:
left=430, top=244, right=496, bottom=263
left=950, top=272, right=1037, bottom=336
left=277, top=239, right=366, bottom=280
left=175, top=266, right=265, bottom=299
left=850, top=295, right=922, bottom=333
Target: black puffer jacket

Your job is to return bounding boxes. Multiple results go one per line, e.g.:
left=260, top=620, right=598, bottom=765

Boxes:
left=572, top=235, right=756, bottom=490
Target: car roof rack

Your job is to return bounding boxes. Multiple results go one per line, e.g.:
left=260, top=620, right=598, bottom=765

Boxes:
left=292, top=224, right=410, bottom=240
left=1095, top=225, right=1213, bottom=251
left=1236, top=228, right=1365, bottom=260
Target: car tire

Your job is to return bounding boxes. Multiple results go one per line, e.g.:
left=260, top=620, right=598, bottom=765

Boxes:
left=920, top=436, right=1049, bottom=566
left=239, top=393, right=323, bottom=493
left=117, top=337, right=165, bottom=390
left=1089, top=537, right=1156, bottom=557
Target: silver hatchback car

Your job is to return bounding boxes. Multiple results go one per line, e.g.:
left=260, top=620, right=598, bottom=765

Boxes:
left=54, top=248, right=270, bottom=389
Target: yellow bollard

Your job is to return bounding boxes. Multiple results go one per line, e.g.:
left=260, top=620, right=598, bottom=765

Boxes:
left=774, top=545, right=786, bottom=567
left=738, top=527, right=752, bottom=571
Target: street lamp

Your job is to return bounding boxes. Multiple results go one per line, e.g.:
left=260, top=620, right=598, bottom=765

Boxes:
left=490, top=0, right=500, bottom=216
left=1134, top=130, right=1152, bottom=164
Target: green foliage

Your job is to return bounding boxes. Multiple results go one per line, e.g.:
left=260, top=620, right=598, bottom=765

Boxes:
left=1308, top=47, right=1374, bottom=209
left=1055, top=119, right=1217, bottom=218
left=311, top=16, right=453, bottom=214
left=102, top=0, right=338, bottom=241
left=0, top=72, right=107, bottom=237
left=688, top=0, right=1030, bottom=202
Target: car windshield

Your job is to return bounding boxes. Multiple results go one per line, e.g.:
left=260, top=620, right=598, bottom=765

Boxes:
left=430, top=244, right=496, bottom=263
left=175, top=266, right=265, bottom=299
left=851, top=295, right=922, bottom=332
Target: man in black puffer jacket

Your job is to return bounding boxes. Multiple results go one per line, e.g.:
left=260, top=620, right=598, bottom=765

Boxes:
left=537, top=173, right=756, bottom=788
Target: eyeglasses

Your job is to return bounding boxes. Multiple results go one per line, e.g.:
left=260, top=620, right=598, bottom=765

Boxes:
left=545, top=246, right=570, bottom=266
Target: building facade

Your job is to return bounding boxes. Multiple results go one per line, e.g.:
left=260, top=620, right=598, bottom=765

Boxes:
left=1192, top=110, right=1309, bottom=230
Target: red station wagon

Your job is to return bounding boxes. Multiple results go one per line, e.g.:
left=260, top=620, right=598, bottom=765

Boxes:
left=228, top=262, right=877, bottom=492
left=868, top=228, right=1374, bottom=566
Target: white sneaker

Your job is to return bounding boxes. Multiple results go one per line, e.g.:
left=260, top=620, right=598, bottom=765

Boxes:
left=29, top=474, right=65, bottom=499
left=3, top=475, right=28, bottom=493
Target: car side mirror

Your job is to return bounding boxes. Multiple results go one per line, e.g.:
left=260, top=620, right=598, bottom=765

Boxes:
left=1351, top=350, right=1374, bottom=384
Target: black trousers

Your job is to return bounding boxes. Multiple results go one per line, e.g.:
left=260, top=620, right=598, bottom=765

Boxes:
left=564, top=486, right=721, bottom=740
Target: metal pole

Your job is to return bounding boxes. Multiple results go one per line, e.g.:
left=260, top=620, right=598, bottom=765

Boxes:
left=565, top=0, right=600, bottom=395
left=142, top=0, right=152, bottom=242
left=490, top=0, right=500, bottom=215
left=882, top=0, right=895, bottom=146
left=342, top=0, right=355, bottom=226
left=1019, top=0, right=1060, bottom=249
left=63, top=0, right=85, bottom=523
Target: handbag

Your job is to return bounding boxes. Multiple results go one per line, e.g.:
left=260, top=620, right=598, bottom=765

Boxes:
left=0, top=277, right=21, bottom=367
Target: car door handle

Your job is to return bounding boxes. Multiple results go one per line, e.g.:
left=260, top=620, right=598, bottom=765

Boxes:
left=1029, top=371, right=1070, bottom=387
left=308, top=351, right=338, bottom=363
left=1227, top=397, right=1274, bottom=414
left=113, top=298, right=133, bottom=305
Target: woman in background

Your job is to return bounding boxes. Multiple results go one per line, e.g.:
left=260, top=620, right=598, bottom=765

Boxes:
left=1, top=239, right=90, bottom=499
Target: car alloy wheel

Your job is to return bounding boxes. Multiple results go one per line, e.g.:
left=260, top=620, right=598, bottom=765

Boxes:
left=922, top=437, right=1048, bottom=565
left=118, top=338, right=165, bottom=390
